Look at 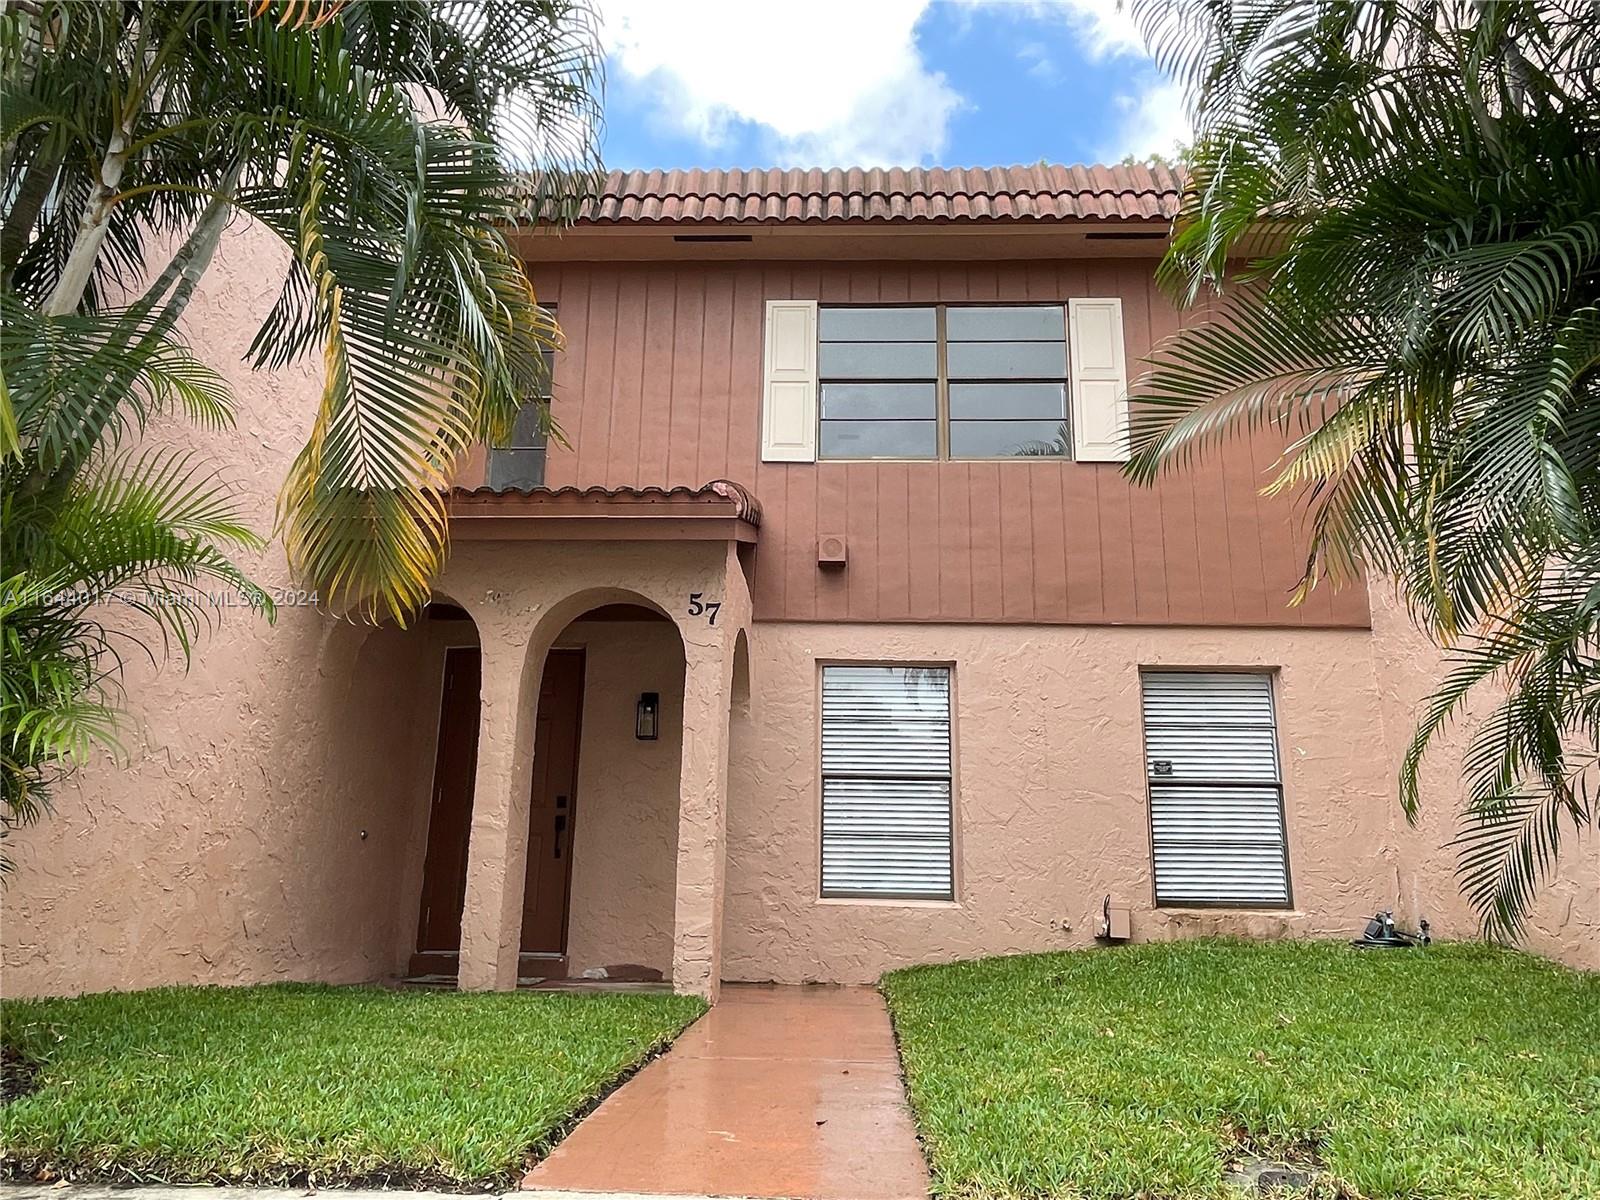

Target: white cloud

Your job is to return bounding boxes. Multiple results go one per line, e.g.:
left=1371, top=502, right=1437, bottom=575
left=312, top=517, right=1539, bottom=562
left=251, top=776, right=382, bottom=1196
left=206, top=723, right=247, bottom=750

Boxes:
left=1017, top=41, right=1058, bottom=82
left=599, top=0, right=962, bottom=166
left=956, top=0, right=1144, bottom=59
left=969, top=0, right=1190, bottom=160
left=1104, top=78, right=1188, bottom=161
left=1034, top=0, right=1147, bottom=60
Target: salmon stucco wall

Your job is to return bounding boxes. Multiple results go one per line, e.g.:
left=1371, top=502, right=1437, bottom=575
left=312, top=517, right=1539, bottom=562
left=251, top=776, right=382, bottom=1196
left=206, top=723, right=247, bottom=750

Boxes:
left=429, top=536, right=751, bottom=997
left=558, top=617, right=685, bottom=979
left=2, top=218, right=1594, bottom=998
left=0, top=220, right=451, bottom=998
left=719, top=614, right=1598, bottom=984
left=1364, top=587, right=1599, bottom=968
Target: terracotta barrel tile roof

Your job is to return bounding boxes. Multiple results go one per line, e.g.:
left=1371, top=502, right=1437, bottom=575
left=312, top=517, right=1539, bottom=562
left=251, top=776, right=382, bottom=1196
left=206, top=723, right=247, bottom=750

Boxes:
left=569, top=164, right=1182, bottom=225
left=449, top=480, right=763, bottom=526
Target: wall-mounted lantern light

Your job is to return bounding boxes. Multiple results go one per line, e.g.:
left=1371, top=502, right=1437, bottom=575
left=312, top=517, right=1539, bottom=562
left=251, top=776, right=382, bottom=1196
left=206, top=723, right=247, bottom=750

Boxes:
left=635, top=692, right=660, bottom=741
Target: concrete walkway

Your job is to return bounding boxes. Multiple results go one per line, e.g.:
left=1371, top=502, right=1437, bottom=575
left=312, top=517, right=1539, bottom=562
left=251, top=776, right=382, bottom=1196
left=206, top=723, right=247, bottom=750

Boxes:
left=523, top=984, right=930, bottom=1200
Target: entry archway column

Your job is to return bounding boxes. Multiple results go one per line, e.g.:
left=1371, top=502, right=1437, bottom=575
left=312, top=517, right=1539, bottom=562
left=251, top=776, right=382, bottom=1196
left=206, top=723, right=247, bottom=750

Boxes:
left=668, top=545, right=752, bottom=1003
left=671, top=623, right=734, bottom=1001
left=458, top=626, right=539, bottom=991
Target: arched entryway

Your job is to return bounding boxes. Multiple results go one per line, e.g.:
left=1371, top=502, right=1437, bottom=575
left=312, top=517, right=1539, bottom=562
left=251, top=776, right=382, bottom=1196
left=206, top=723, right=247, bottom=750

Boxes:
left=402, top=591, right=703, bottom=989
left=433, top=482, right=758, bottom=999
left=520, top=600, right=686, bottom=984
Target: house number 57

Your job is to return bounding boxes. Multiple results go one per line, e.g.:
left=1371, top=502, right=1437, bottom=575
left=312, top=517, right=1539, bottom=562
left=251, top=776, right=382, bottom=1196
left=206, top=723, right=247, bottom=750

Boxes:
left=686, top=593, right=722, bottom=625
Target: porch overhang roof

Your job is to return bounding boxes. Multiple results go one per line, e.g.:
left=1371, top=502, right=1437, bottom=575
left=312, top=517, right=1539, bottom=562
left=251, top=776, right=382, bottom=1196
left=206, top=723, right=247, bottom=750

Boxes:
left=446, top=480, right=761, bottom=543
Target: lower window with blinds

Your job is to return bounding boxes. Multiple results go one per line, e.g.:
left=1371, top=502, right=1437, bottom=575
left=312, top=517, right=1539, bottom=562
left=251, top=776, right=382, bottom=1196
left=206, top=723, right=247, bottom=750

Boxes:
left=1140, top=671, right=1291, bottom=907
left=820, top=664, right=954, bottom=900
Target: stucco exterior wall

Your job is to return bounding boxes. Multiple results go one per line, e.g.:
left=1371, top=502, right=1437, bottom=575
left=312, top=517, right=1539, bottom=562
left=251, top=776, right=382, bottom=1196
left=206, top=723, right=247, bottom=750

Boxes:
left=719, top=617, right=1598, bottom=983
left=559, top=618, right=685, bottom=979
left=1363, top=587, right=1599, bottom=968
left=431, top=537, right=751, bottom=997
left=0, top=620, right=436, bottom=998
left=1, top=219, right=1593, bottom=999
left=0, top=223, right=447, bottom=1000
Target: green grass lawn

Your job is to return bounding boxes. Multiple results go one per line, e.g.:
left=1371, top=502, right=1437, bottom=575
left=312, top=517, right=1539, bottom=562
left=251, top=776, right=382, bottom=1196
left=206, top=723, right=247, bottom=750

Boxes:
left=882, top=940, right=1599, bottom=1200
left=0, top=983, right=704, bottom=1188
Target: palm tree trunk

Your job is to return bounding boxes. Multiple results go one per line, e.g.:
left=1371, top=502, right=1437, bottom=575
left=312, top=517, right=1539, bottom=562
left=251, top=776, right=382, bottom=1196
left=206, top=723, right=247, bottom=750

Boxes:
left=42, top=113, right=135, bottom=317
left=1, top=147, right=63, bottom=285
left=26, top=178, right=239, bottom=496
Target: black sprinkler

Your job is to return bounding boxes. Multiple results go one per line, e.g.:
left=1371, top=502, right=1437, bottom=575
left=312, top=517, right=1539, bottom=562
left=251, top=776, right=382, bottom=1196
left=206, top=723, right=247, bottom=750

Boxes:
left=1351, top=909, right=1431, bottom=949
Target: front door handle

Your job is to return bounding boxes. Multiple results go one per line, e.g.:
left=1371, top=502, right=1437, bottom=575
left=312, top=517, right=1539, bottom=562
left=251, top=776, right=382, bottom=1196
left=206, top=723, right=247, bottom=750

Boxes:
left=553, top=811, right=567, bottom=857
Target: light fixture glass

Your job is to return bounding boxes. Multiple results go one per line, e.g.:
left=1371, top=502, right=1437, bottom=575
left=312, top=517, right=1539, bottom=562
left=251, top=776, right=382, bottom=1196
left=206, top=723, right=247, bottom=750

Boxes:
left=635, top=692, right=660, bottom=740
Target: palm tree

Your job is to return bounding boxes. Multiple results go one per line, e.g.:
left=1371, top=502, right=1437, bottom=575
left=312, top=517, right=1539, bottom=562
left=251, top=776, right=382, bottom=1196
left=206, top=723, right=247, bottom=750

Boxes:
left=1126, top=1, right=1598, bottom=938
left=0, top=1, right=602, bottom=859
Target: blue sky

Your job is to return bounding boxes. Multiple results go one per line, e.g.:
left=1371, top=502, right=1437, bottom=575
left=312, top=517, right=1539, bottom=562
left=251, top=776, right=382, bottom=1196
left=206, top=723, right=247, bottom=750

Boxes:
left=596, top=1, right=1188, bottom=170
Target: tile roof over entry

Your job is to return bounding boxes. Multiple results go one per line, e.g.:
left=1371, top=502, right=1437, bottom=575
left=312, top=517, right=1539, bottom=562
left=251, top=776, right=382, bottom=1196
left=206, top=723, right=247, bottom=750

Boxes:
left=447, top=481, right=762, bottom=542
left=572, top=165, right=1183, bottom=225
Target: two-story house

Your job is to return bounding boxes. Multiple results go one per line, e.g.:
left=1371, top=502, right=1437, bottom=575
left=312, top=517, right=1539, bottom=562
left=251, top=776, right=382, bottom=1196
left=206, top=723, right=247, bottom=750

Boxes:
left=5, top=166, right=1594, bottom=1000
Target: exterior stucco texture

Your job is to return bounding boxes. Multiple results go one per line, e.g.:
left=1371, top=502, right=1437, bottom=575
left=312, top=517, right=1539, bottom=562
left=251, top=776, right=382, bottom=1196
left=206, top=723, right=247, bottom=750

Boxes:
left=722, top=604, right=1597, bottom=983
left=560, top=619, right=685, bottom=980
left=7, top=600, right=1594, bottom=996
left=2, top=221, right=1595, bottom=998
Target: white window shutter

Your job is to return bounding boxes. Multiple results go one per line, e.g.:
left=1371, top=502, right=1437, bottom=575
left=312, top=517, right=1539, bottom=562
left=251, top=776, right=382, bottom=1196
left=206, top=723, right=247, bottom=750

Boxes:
left=1068, top=297, right=1129, bottom=462
left=761, top=299, right=818, bottom=462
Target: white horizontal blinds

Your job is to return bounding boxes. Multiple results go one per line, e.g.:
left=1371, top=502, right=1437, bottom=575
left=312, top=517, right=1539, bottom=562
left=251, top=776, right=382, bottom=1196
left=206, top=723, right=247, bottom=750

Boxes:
left=761, top=300, right=819, bottom=462
left=821, top=665, right=953, bottom=899
left=1068, top=297, right=1129, bottom=462
left=1141, top=672, right=1290, bottom=906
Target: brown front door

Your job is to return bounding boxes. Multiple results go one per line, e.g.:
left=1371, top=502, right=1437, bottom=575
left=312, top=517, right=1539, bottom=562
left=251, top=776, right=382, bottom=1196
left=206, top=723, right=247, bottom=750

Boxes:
left=521, top=649, right=586, bottom=955
left=414, top=646, right=481, bottom=959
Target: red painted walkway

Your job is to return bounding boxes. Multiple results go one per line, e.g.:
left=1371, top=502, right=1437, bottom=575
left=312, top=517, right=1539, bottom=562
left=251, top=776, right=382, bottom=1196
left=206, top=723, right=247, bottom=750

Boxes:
left=523, top=984, right=930, bottom=1200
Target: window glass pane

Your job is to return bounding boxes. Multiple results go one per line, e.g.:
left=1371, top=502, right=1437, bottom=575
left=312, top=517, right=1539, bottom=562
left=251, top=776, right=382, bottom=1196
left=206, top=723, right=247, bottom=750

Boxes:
left=948, top=382, right=1066, bottom=420
left=947, top=341, right=1067, bottom=379
left=946, top=305, right=1065, bottom=342
left=487, top=446, right=546, bottom=490
left=821, top=420, right=937, bottom=459
left=509, top=400, right=549, bottom=447
left=819, top=341, right=938, bottom=379
left=949, top=420, right=1069, bottom=458
left=819, top=306, right=936, bottom=342
left=534, top=302, right=558, bottom=395
left=821, top=383, right=935, bottom=420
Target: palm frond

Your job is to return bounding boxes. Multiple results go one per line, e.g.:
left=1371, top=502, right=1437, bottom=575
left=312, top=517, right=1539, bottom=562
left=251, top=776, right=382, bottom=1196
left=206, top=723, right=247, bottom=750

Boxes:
left=1129, top=0, right=1600, bottom=937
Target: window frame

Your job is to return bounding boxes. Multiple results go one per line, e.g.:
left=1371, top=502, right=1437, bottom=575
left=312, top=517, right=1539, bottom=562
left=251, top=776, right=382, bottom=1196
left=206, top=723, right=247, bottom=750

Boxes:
left=487, top=304, right=558, bottom=491
left=1138, top=668, right=1295, bottom=911
left=817, top=302, right=1072, bottom=463
left=816, top=659, right=958, bottom=903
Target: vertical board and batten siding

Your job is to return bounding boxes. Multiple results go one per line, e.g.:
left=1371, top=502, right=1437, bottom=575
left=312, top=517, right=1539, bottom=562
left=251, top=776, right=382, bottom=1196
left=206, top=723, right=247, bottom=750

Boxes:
left=819, top=665, right=954, bottom=898
left=1141, top=672, right=1291, bottom=906
left=527, top=258, right=1371, bottom=629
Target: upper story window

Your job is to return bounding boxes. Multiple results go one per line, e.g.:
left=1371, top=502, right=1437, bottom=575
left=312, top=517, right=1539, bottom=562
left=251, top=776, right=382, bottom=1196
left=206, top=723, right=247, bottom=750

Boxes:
left=488, top=307, right=557, bottom=491
left=817, top=305, right=1069, bottom=460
